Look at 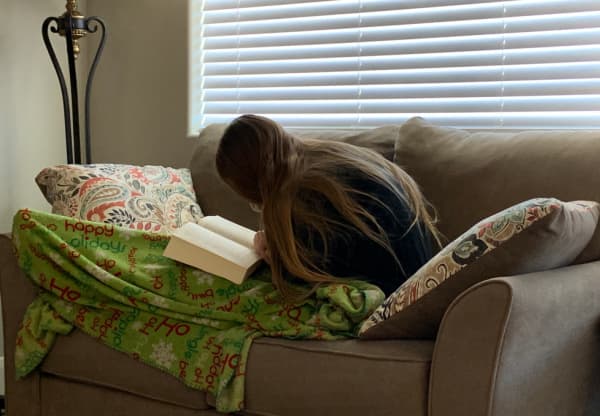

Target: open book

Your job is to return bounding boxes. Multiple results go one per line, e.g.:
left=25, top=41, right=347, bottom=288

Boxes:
left=163, top=216, right=263, bottom=285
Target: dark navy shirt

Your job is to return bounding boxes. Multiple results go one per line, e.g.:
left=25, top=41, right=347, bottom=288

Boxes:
left=292, top=171, right=433, bottom=296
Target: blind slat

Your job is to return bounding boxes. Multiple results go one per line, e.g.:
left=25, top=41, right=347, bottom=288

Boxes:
left=203, top=45, right=600, bottom=76
left=197, top=112, right=600, bottom=129
left=204, top=29, right=600, bottom=63
left=202, top=79, right=600, bottom=100
left=203, top=96, right=600, bottom=114
left=199, top=63, right=600, bottom=88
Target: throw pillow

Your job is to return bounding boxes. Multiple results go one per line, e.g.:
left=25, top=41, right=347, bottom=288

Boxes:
left=35, top=164, right=204, bottom=234
left=358, top=198, right=599, bottom=339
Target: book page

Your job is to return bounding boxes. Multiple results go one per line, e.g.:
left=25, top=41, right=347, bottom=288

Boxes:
left=173, top=222, right=260, bottom=267
left=197, top=216, right=256, bottom=249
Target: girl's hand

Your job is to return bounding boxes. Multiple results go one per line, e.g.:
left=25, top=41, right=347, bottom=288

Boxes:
left=253, top=230, right=271, bottom=264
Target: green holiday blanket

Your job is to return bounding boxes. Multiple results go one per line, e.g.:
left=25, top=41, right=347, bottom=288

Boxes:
left=11, top=209, right=384, bottom=413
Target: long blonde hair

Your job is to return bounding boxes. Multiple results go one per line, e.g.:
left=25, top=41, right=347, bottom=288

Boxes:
left=216, top=115, right=441, bottom=299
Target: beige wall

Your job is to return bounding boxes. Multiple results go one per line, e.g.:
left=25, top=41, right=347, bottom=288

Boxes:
left=0, top=0, right=88, bottom=233
left=86, top=0, right=192, bottom=169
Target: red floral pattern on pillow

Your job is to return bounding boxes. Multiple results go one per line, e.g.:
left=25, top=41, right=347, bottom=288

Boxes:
left=35, top=164, right=203, bottom=234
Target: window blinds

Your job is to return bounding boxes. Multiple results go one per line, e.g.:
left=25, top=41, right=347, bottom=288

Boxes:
left=189, top=0, right=600, bottom=131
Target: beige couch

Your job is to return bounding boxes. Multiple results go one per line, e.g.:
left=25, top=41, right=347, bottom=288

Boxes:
left=2, top=117, right=600, bottom=415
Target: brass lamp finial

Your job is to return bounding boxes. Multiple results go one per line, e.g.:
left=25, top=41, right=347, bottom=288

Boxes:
left=66, top=0, right=78, bottom=14
left=60, top=0, right=87, bottom=59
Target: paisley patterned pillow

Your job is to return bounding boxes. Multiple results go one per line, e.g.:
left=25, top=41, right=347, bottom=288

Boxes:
left=36, top=164, right=204, bottom=234
left=358, top=198, right=599, bottom=339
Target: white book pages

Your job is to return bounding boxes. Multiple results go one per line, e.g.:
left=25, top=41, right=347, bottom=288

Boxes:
left=197, top=215, right=256, bottom=249
left=173, top=222, right=260, bottom=268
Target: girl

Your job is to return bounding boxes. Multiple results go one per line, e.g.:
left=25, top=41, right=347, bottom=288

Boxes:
left=216, top=115, right=441, bottom=299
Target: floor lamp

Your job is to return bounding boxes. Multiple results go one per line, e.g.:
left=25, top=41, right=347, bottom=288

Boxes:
left=42, top=0, right=106, bottom=164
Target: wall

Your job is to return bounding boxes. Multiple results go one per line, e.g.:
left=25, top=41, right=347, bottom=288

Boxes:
left=86, top=0, right=192, bottom=168
left=0, top=0, right=89, bottom=233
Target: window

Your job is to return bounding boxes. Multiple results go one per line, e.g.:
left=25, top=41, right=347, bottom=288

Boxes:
left=189, top=0, right=600, bottom=132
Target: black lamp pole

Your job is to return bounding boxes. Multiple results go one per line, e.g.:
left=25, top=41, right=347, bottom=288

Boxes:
left=42, top=0, right=106, bottom=164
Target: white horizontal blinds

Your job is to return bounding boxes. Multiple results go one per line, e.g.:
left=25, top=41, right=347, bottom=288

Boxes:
left=190, top=0, right=600, bottom=132
left=501, top=0, right=600, bottom=128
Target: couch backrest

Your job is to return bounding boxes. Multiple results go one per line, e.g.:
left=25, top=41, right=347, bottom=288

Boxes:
left=189, top=124, right=400, bottom=230
left=395, top=117, right=600, bottom=261
left=190, top=118, right=600, bottom=262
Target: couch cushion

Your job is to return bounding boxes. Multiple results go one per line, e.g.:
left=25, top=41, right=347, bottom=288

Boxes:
left=40, top=330, right=209, bottom=410
left=190, top=124, right=399, bottom=230
left=358, top=198, right=599, bottom=339
left=40, top=327, right=434, bottom=416
left=394, top=117, right=600, bottom=263
left=207, top=337, right=434, bottom=416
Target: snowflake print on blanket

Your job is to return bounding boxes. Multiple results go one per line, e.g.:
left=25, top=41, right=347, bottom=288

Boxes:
left=150, top=340, right=177, bottom=369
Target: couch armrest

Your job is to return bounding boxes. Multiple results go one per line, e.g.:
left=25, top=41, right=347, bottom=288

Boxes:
left=0, top=233, right=41, bottom=416
left=429, top=261, right=600, bottom=416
